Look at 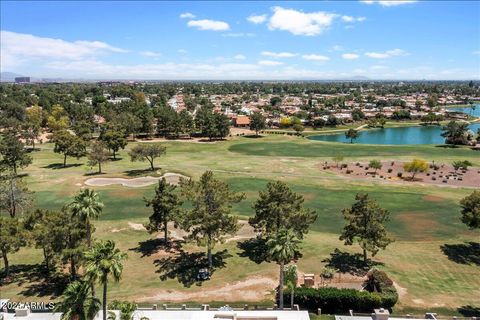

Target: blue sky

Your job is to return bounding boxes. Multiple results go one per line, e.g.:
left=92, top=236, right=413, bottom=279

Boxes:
left=1, top=1, right=479, bottom=80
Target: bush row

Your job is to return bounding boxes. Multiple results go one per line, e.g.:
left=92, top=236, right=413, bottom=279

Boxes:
left=285, top=286, right=397, bottom=314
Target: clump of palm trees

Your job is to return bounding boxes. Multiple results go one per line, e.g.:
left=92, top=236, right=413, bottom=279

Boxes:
left=56, top=189, right=127, bottom=320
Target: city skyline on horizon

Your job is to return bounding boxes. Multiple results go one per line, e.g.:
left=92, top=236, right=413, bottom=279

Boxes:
left=1, top=0, right=479, bottom=80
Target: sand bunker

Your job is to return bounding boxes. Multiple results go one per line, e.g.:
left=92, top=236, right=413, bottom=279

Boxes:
left=84, top=172, right=188, bottom=188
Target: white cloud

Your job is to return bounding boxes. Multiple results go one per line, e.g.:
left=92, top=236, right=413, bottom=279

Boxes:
left=234, top=54, right=246, bottom=60
left=261, top=51, right=297, bottom=58
left=370, top=65, right=388, bottom=70
left=247, top=14, right=267, bottom=24
left=139, top=51, right=161, bottom=57
left=302, top=54, right=330, bottom=61
left=474, top=51, right=480, bottom=55
left=180, top=12, right=196, bottom=19
left=365, top=52, right=390, bottom=59
left=386, top=48, right=409, bottom=56
left=222, top=33, right=255, bottom=37
left=342, top=53, right=360, bottom=60
left=365, top=48, right=409, bottom=58
left=187, top=19, right=230, bottom=31
left=268, top=7, right=338, bottom=36
left=177, top=49, right=188, bottom=54
left=258, top=60, right=284, bottom=66
left=1, top=30, right=126, bottom=62
left=360, top=0, right=417, bottom=6
left=341, top=15, right=366, bottom=23
left=331, top=45, right=344, bottom=51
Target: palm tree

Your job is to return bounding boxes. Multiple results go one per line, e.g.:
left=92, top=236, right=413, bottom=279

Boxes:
left=68, top=189, right=104, bottom=248
left=84, top=240, right=127, bottom=320
left=267, top=230, right=300, bottom=310
left=55, top=280, right=100, bottom=320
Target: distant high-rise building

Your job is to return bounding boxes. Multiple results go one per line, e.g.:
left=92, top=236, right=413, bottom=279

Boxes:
left=15, top=77, right=30, bottom=83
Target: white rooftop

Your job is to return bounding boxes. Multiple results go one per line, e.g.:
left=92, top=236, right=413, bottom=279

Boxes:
left=335, top=316, right=425, bottom=320
left=1, top=310, right=310, bottom=320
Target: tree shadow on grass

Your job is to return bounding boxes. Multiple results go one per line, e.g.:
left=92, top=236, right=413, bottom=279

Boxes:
left=124, top=168, right=158, bottom=177
left=440, top=242, right=480, bottom=266
left=84, top=172, right=106, bottom=177
left=458, top=305, right=480, bottom=317
left=434, top=144, right=460, bottom=149
left=1, top=263, right=69, bottom=298
left=322, top=249, right=384, bottom=276
left=129, top=238, right=184, bottom=258
left=42, top=163, right=82, bottom=170
left=153, top=249, right=231, bottom=288
left=243, top=134, right=264, bottom=139
left=237, top=237, right=270, bottom=264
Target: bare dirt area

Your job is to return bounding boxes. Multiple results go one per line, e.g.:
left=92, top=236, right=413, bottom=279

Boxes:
left=84, top=172, right=188, bottom=187
left=135, top=276, right=277, bottom=303
left=297, top=271, right=366, bottom=290
left=323, top=161, right=480, bottom=188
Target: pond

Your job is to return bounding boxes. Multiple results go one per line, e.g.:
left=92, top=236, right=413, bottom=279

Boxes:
left=308, top=123, right=480, bottom=145
left=450, top=105, right=480, bottom=118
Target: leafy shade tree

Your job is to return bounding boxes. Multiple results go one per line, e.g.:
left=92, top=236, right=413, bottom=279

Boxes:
left=0, top=132, right=32, bottom=174
left=339, top=193, right=393, bottom=263
left=47, top=105, right=70, bottom=132
left=0, top=171, right=33, bottom=217
left=369, top=160, right=382, bottom=174
left=0, top=216, right=27, bottom=276
left=460, top=190, right=480, bottom=229
left=111, top=113, right=142, bottom=141
left=22, top=106, right=43, bottom=150
left=73, top=121, right=94, bottom=141
left=55, top=280, right=101, bottom=320
left=99, top=128, right=127, bottom=160
left=284, top=264, right=298, bottom=309
left=250, top=112, right=266, bottom=136
left=128, top=143, right=166, bottom=171
left=51, top=130, right=88, bottom=167
left=24, top=209, right=70, bottom=273
left=179, top=171, right=245, bottom=268
left=144, top=178, right=182, bottom=243
left=68, top=188, right=104, bottom=248
left=88, top=141, right=110, bottom=174
left=403, top=159, right=428, bottom=180
left=292, top=123, right=305, bottom=135
left=441, top=121, right=470, bottom=145
left=195, top=108, right=230, bottom=140
left=267, top=230, right=301, bottom=310
left=345, top=129, right=360, bottom=144
left=250, top=181, right=317, bottom=239
left=84, top=240, right=127, bottom=320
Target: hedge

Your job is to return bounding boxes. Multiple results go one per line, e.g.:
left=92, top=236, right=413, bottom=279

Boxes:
left=284, top=286, right=397, bottom=314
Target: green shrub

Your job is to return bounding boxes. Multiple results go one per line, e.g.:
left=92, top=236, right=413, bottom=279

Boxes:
left=285, top=286, right=397, bottom=314
left=108, top=300, right=136, bottom=320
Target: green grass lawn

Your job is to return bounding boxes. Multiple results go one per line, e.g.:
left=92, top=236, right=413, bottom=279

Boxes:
left=2, top=135, right=479, bottom=313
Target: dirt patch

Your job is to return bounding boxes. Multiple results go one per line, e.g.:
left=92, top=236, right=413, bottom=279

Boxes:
left=128, top=222, right=146, bottom=231
left=324, top=161, right=480, bottom=189
left=84, top=173, right=188, bottom=188
left=397, top=212, right=440, bottom=240
left=135, top=276, right=276, bottom=302
left=423, top=195, right=446, bottom=203
left=393, top=281, right=408, bottom=299
left=412, top=298, right=425, bottom=305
